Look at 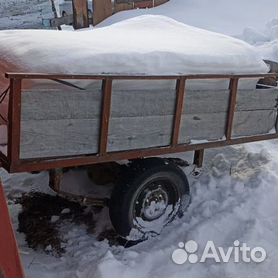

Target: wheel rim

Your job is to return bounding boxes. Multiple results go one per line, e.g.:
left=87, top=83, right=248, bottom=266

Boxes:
left=133, top=178, right=180, bottom=224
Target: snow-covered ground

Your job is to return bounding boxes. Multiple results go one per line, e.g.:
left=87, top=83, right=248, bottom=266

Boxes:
left=1, top=141, right=278, bottom=278
left=0, top=0, right=277, bottom=278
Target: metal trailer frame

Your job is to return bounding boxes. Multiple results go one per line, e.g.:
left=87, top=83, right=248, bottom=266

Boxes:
left=0, top=72, right=277, bottom=174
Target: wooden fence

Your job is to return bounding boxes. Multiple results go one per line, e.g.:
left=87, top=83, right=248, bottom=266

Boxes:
left=94, top=0, right=169, bottom=25
left=114, top=0, right=169, bottom=13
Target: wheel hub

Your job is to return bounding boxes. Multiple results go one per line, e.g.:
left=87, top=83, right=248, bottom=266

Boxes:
left=141, top=187, right=169, bottom=220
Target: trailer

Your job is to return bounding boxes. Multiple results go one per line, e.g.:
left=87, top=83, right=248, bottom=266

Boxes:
left=0, top=71, right=277, bottom=240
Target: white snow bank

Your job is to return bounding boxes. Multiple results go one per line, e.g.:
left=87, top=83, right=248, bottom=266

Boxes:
left=0, top=15, right=268, bottom=76
left=99, top=0, right=278, bottom=37
left=255, top=40, right=278, bottom=62
left=238, top=19, right=278, bottom=62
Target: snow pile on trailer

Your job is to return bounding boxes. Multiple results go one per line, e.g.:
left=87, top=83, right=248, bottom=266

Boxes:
left=0, top=15, right=268, bottom=79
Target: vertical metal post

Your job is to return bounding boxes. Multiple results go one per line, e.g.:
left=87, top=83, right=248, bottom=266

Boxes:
left=0, top=179, right=25, bottom=278
left=72, top=0, right=89, bottom=29
left=226, top=78, right=239, bottom=140
left=193, top=149, right=204, bottom=168
left=172, top=77, right=186, bottom=146
left=7, top=78, right=21, bottom=169
left=99, top=78, right=113, bottom=156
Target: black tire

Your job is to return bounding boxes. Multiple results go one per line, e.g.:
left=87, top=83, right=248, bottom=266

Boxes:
left=109, top=158, right=190, bottom=240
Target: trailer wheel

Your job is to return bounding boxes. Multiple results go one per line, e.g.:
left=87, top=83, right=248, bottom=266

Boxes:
left=109, top=158, right=190, bottom=240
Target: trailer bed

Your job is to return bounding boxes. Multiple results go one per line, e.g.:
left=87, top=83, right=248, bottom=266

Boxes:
left=0, top=72, right=277, bottom=173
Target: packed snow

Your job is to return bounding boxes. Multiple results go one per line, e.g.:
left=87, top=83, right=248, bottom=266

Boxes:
left=0, top=15, right=268, bottom=76
left=0, top=0, right=277, bottom=278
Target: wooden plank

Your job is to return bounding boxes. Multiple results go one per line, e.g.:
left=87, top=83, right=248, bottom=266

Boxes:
left=20, top=119, right=100, bottom=159
left=111, top=89, right=176, bottom=116
left=21, top=89, right=102, bottom=120
left=179, top=113, right=227, bottom=144
left=154, top=0, right=169, bottom=6
left=108, top=115, right=173, bottom=152
left=112, top=87, right=277, bottom=116
left=236, top=87, right=278, bottom=111
left=21, top=87, right=278, bottom=120
left=180, top=110, right=276, bottom=143
left=107, top=110, right=276, bottom=152
left=20, top=109, right=276, bottom=159
left=134, top=1, right=153, bottom=8
left=114, top=3, right=134, bottom=13
left=93, top=0, right=113, bottom=26
left=232, top=109, right=277, bottom=137
left=19, top=83, right=278, bottom=159
left=72, top=0, right=89, bottom=29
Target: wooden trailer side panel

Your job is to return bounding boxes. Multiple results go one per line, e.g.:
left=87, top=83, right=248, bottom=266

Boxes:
left=19, top=82, right=278, bottom=159
left=20, top=82, right=103, bottom=158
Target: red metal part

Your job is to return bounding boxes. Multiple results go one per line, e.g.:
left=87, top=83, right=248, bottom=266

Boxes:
left=0, top=72, right=277, bottom=173
left=226, top=78, right=239, bottom=140
left=99, top=78, right=113, bottom=156
left=5, top=72, right=276, bottom=80
left=7, top=78, right=21, bottom=171
left=0, top=179, right=24, bottom=278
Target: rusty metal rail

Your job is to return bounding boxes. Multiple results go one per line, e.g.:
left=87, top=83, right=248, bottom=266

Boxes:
left=1, top=72, right=277, bottom=173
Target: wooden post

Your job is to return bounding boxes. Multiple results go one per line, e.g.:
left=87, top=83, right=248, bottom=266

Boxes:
left=93, top=0, right=113, bottom=26
left=154, top=0, right=169, bottom=7
left=72, top=0, right=89, bottom=29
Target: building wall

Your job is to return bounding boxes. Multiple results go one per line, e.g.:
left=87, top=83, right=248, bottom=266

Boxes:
left=113, top=0, right=169, bottom=13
